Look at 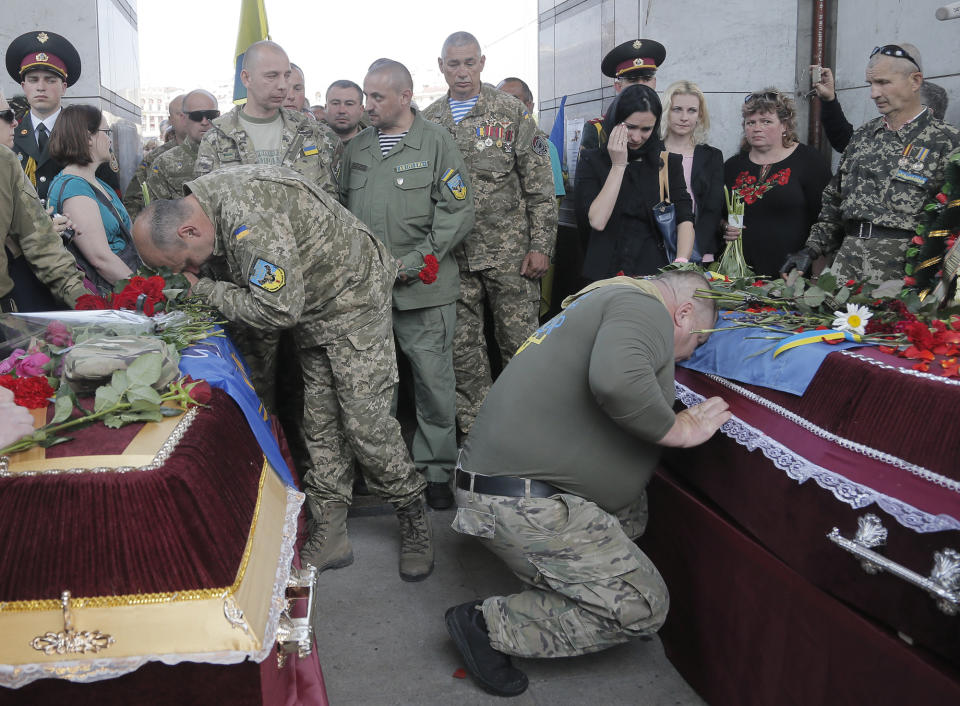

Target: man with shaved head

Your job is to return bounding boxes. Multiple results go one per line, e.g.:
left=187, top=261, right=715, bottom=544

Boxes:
left=783, top=42, right=960, bottom=282
left=146, top=89, right=220, bottom=201
left=342, top=58, right=474, bottom=510
left=423, top=31, right=557, bottom=441
left=123, top=94, right=186, bottom=220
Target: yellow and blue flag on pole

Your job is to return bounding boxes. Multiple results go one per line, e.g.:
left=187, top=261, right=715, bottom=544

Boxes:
left=233, top=0, right=270, bottom=105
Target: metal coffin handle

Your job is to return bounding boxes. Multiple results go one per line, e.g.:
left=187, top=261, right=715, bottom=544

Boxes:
left=827, top=514, right=960, bottom=615
left=275, top=564, right=317, bottom=668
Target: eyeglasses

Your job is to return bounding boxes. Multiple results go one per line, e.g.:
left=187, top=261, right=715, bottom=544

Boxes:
left=98, top=128, right=113, bottom=136
left=0, top=109, right=15, bottom=125
left=870, top=45, right=921, bottom=71
left=185, top=110, right=220, bottom=122
left=744, top=91, right=780, bottom=104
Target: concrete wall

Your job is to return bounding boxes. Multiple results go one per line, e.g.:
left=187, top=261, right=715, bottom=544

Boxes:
left=1, top=0, right=141, bottom=190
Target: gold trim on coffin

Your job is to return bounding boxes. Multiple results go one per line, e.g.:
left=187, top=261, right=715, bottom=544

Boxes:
left=0, top=458, right=302, bottom=676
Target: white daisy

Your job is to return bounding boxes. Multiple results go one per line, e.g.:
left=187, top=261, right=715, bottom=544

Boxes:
left=831, top=303, right=872, bottom=335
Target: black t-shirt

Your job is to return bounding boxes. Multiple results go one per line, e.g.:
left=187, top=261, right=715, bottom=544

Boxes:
left=723, top=143, right=832, bottom=276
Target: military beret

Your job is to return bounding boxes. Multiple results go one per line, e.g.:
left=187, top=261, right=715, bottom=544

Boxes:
left=5, top=30, right=81, bottom=86
left=601, top=39, right=666, bottom=79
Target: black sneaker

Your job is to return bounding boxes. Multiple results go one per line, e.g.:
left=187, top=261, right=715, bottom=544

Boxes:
left=444, top=601, right=529, bottom=697
left=425, top=481, right=454, bottom=510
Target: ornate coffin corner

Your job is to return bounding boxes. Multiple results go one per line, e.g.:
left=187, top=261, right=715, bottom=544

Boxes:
left=275, top=564, right=316, bottom=668
left=223, top=595, right=253, bottom=636
left=828, top=515, right=960, bottom=615
left=30, top=591, right=115, bottom=656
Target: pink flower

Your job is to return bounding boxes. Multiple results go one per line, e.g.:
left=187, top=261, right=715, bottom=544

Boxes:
left=44, top=321, right=73, bottom=347
left=15, top=352, right=50, bottom=378
left=0, top=349, right=26, bottom=375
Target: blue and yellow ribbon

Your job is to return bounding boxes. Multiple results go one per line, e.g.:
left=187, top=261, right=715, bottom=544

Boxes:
left=773, top=329, right=863, bottom=357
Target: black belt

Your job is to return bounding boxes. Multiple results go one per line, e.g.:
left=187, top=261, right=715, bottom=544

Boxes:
left=845, top=221, right=914, bottom=240
left=455, top=468, right=562, bottom=498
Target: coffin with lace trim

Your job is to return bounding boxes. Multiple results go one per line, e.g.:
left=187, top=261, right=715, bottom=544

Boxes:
left=664, top=346, right=960, bottom=671
left=0, top=388, right=305, bottom=695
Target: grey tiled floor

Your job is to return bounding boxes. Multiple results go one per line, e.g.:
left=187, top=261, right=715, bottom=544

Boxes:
left=311, top=507, right=707, bottom=705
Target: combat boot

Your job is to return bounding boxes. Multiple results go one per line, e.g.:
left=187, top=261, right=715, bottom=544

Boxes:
left=396, top=498, right=434, bottom=581
left=300, top=499, right=353, bottom=572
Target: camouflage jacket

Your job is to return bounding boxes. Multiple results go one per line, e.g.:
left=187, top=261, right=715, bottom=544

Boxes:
left=0, top=147, right=86, bottom=305
left=145, top=137, right=200, bottom=202
left=185, top=165, right=393, bottom=347
left=195, top=106, right=343, bottom=199
left=122, top=140, right=177, bottom=221
left=341, top=111, right=475, bottom=310
left=422, top=83, right=557, bottom=270
left=806, top=109, right=960, bottom=258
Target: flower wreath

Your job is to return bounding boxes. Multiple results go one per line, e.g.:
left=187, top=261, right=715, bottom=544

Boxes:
left=903, top=149, right=960, bottom=300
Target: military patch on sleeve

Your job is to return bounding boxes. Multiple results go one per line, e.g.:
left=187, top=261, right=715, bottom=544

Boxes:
left=441, top=168, right=467, bottom=200
left=303, top=144, right=319, bottom=156
left=249, top=258, right=286, bottom=292
left=150, top=164, right=160, bottom=174
left=532, top=135, right=549, bottom=157
left=233, top=225, right=251, bottom=240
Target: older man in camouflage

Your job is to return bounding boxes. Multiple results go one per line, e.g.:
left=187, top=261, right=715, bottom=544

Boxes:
left=444, top=272, right=729, bottom=696
left=132, top=165, right=434, bottom=582
left=146, top=90, right=219, bottom=202
left=423, top=31, right=557, bottom=436
left=783, top=43, right=960, bottom=282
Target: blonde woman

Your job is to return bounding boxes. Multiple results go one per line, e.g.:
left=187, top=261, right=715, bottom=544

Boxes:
left=661, top=80, right=724, bottom=262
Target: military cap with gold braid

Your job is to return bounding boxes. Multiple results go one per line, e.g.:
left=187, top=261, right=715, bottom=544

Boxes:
left=5, top=30, right=81, bottom=86
left=601, top=39, right=666, bottom=79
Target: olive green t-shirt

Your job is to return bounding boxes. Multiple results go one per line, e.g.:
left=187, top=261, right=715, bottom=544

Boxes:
left=460, top=283, right=676, bottom=512
left=238, top=111, right=283, bottom=165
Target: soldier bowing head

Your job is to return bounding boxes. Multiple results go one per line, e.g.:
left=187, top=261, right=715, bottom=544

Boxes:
left=133, top=198, right=215, bottom=278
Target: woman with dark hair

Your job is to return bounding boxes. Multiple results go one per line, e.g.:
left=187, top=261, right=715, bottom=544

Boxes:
left=46, top=104, right=139, bottom=292
left=722, top=89, right=831, bottom=277
left=575, top=84, right=694, bottom=281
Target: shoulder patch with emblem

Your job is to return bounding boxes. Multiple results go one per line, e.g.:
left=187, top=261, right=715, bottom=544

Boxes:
left=250, top=258, right=285, bottom=292
left=441, top=168, right=467, bottom=200
left=303, top=144, right=319, bottom=156
left=532, top=135, right=549, bottom=157
left=233, top=225, right=251, bottom=240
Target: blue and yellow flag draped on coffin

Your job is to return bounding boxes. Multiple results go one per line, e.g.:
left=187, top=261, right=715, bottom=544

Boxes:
left=233, top=0, right=270, bottom=105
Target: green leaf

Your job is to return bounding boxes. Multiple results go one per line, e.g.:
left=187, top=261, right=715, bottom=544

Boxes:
left=801, top=287, right=826, bottom=308
left=906, top=247, right=920, bottom=258
left=159, top=407, right=184, bottom=417
left=904, top=263, right=914, bottom=275
left=51, top=389, right=74, bottom=425
left=110, top=369, right=130, bottom=395
left=816, top=272, right=837, bottom=293
left=103, top=413, right=125, bottom=429
left=835, top=286, right=851, bottom=305
left=872, top=279, right=906, bottom=298
left=118, top=410, right=164, bottom=424
left=94, top=385, right=122, bottom=414
left=126, top=353, right=163, bottom=387
left=126, top=384, right=162, bottom=406
left=38, top=435, right=71, bottom=449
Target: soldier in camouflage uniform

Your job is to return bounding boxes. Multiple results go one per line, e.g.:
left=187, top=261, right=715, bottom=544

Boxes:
left=123, top=95, right=186, bottom=221
left=783, top=44, right=960, bottom=282
left=423, top=32, right=557, bottom=434
left=145, top=90, right=219, bottom=202
left=444, top=272, right=729, bottom=696
left=0, top=145, right=87, bottom=312
left=132, top=165, right=434, bottom=582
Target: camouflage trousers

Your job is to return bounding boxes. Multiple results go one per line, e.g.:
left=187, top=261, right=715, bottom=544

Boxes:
left=452, top=487, right=668, bottom=658
left=830, top=235, right=909, bottom=283
left=299, top=312, right=425, bottom=508
left=454, top=267, right=539, bottom=433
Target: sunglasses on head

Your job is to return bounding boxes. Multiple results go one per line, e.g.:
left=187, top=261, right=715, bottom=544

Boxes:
left=0, top=110, right=16, bottom=125
left=744, top=90, right=780, bottom=104
left=186, top=110, right=220, bottom=122
left=870, top=45, right=921, bottom=71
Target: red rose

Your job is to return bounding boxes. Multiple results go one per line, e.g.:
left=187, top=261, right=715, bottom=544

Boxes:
left=910, top=235, right=924, bottom=245
left=937, top=192, right=948, bottom=204
left=75, top=294, right=109, bottom=310
left=903, top=276, right=917, bottom=286
left=112, top=290, right=139, bottom=311
left=127, top=276, right=147, bottom=292
left=143, top=275, right=166, bottom=299
left=183, top=376, right=213, bottom=405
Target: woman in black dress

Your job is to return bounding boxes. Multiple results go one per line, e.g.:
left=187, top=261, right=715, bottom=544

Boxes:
left=722, top=89, right=832, bottom=277
left=575, top=84, right=694, bottom=281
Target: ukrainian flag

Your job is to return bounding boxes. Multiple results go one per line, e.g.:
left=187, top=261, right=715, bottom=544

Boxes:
left=233, top=0, right=271, bottom=105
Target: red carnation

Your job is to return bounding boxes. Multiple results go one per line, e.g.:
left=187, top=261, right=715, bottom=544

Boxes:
left=937, top=192, right=948, bottom=204
left=75, top=294, right=109, bottom=310
left=903, top=275, right=917, bottom=286
left=911, top=235, right=924, bottom=245
left=418, top=254, right=439, bottom=284
left=0, top=374, right=54, bottom=409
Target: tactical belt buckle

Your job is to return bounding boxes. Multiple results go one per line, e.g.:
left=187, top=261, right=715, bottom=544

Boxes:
left=857, top=222, right=874, bottom=239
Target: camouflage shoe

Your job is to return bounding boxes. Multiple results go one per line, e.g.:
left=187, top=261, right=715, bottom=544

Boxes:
left=300, top=500, right=353, bottom=572
left=396, top=498, right=434, bottom=582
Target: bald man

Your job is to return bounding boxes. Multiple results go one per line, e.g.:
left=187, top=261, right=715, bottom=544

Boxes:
left=123, top=94, right=186, bottom=220
left=146, top=89, right=220, bottom=202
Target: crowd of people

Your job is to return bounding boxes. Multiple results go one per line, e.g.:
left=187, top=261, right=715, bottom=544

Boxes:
left=1, top=24, right=958, bottom=699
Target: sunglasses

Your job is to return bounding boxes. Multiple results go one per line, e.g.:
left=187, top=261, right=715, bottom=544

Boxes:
left=744, top=91, right=780, bottom=104
left=0, top=109, right=16, bottom=125
left=186, top=110, right=220, bottom=122
left=870, top=45, right=921, bottom=71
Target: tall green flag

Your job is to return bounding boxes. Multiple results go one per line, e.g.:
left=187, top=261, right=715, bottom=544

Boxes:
left=233, top=0, right=270, bottom=105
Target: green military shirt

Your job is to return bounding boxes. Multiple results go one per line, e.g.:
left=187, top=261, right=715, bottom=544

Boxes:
left=807, top=109, right=960, bottom=258
left=422, top=83, right=557, bottom=271
left=0, top=147, right=86, bottom=305
left=195, top=106, right=343, bottom=199
left=122, top=139, right=177, bottom=221
left=341, top=111, right=475, bottom=310
left=145, top=137, right=200, bottom=202
left=185, top=165, right=392, bottom=347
